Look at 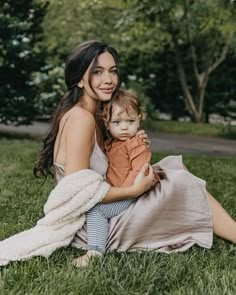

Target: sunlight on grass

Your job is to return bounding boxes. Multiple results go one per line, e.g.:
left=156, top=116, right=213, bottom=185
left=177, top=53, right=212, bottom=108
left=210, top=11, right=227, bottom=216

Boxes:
left=0, top=139, right=236, bottom=294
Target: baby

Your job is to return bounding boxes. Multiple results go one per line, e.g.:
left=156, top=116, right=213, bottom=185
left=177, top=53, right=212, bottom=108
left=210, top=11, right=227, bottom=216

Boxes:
left=75, top=88, right=159, bottom=267
left=103, top=88, right=160, bottom=187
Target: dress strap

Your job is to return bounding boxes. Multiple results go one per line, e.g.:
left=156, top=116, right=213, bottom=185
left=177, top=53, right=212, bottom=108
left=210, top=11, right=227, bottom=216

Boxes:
left=54, top=109, right=76, bottom=163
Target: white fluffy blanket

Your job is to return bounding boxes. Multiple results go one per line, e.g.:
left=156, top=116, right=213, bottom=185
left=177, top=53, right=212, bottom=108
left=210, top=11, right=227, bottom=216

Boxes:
left=0, top=169, right=110, bottom=266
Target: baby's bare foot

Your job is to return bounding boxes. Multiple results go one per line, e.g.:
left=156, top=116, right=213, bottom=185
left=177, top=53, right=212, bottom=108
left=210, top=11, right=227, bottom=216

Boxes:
left=72, top=250, right=102, bottom=267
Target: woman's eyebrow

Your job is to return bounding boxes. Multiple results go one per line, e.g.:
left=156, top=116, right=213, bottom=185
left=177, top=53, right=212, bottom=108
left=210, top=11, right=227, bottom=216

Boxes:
left=94, top=65, right=117, bottom=69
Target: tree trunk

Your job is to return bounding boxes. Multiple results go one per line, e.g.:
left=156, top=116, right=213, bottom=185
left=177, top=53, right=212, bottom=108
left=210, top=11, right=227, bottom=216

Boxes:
left=170, top=2, right=233, bottom=123
left=172, top=35, right=202, bottom=122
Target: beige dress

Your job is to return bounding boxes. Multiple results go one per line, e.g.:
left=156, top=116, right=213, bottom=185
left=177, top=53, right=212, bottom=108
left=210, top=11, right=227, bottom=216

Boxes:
left=54, top=139, right=213, bottom=253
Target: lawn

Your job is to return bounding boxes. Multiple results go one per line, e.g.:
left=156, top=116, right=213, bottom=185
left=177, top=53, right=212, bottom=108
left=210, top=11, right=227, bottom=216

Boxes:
left=0, top=139, right=236, bottom=295
left=144, top=119, right=236, bottom=139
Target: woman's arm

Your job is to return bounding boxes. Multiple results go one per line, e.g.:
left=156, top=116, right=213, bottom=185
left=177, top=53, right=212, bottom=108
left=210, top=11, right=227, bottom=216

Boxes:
left=65, top=109, right=95, bottom=175
left=101, top=163, right=154, bottom=203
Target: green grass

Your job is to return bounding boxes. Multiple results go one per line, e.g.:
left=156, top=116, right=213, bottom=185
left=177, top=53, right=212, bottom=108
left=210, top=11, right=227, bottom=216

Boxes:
left=1, top=139, right=236, bottom=294
left=144, top=119, right=236, bottom=139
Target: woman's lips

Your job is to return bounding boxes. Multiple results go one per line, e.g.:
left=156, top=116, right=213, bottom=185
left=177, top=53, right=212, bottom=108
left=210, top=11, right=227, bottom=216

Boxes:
left=99, top=87, right=114, bottom=94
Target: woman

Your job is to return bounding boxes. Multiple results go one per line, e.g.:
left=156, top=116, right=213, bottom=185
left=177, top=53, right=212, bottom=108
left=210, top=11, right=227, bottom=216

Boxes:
left=0, top=40, right=153, bottom=267
left=37, top=40, right=236, bottom=262
left=1, top=40, right=235, bottom=267
left=35, top=40, right=154, bottom=199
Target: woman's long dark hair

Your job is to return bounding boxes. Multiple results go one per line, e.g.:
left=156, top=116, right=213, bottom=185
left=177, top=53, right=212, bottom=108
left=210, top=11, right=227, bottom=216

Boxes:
left=34, top=40, right=120, bottom=177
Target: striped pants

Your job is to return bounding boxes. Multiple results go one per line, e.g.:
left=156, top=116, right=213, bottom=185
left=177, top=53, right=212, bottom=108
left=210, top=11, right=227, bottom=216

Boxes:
left=86, top=199, right=134, bottom=253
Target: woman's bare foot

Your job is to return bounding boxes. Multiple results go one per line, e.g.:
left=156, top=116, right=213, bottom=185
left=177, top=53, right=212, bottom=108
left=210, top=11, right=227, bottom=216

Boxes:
left=72, top=250, right=102, bottom=267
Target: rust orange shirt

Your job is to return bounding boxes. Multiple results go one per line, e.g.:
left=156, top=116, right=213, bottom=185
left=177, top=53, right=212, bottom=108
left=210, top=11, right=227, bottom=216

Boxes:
left=105, top=135, right=152, bottom=187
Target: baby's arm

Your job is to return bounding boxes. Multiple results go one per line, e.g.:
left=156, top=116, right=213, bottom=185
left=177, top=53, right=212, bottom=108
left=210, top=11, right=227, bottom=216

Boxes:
left=121, top=138, right=152, bottom=187
left=122, top=137, right=160, bottom=187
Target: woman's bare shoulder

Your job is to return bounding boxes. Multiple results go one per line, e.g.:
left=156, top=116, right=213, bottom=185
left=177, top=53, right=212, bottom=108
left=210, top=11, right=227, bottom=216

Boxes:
left=65, top=107, right=96, bottom=130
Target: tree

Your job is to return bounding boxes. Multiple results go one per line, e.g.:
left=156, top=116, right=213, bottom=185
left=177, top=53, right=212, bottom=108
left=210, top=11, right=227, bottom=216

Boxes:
left=40, top=0, right=236, bottom=121
left=0, top=0, right=48, bottom=124
left=37, top=0, right=158, bottom=117
left=42, top=0, right=125, bottom=62
left=119, top=0, right=236, bottom=122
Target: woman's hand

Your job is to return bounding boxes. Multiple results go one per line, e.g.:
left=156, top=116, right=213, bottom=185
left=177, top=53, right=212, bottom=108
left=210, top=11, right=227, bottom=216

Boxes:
left=101, top=163, right=155, bottom=203
left=136, top=130, right=150, bottom=148
left=132, top=163, right=154, bottom=196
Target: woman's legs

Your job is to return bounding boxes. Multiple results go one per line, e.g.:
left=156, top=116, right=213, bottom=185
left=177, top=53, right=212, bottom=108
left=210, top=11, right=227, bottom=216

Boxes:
left=208, top=192, right=236, bottom=243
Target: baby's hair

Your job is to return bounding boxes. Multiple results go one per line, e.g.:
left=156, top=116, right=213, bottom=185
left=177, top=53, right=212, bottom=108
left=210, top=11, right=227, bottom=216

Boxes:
left=102, top=88, right=145, bottom=122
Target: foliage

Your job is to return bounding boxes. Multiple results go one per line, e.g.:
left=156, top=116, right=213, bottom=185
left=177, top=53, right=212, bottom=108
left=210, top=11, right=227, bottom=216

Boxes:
left=0, top=0, right=48, bottom=124
left=32, top=65, right=65, bottom=118
left=42, top=0, right=126, bottom=61
left=119, top=0, right=236, bottom=122
left=206, top=52, right=236, bottom=122
left=124, top=80, right=157, bottom=119
left=40, top=0, right=236, bottom=122
left=0, top=139, right=236, bottom=294
left=3, top=0, right=234, bottom=121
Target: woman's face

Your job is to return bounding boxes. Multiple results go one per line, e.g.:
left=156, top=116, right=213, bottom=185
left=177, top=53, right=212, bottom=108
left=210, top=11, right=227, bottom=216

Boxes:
left=78, top=52, right=119, bottom=104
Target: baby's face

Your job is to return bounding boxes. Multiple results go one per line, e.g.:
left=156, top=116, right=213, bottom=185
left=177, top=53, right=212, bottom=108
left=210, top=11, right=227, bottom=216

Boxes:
left=106, top=105, right=140, bottom=141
